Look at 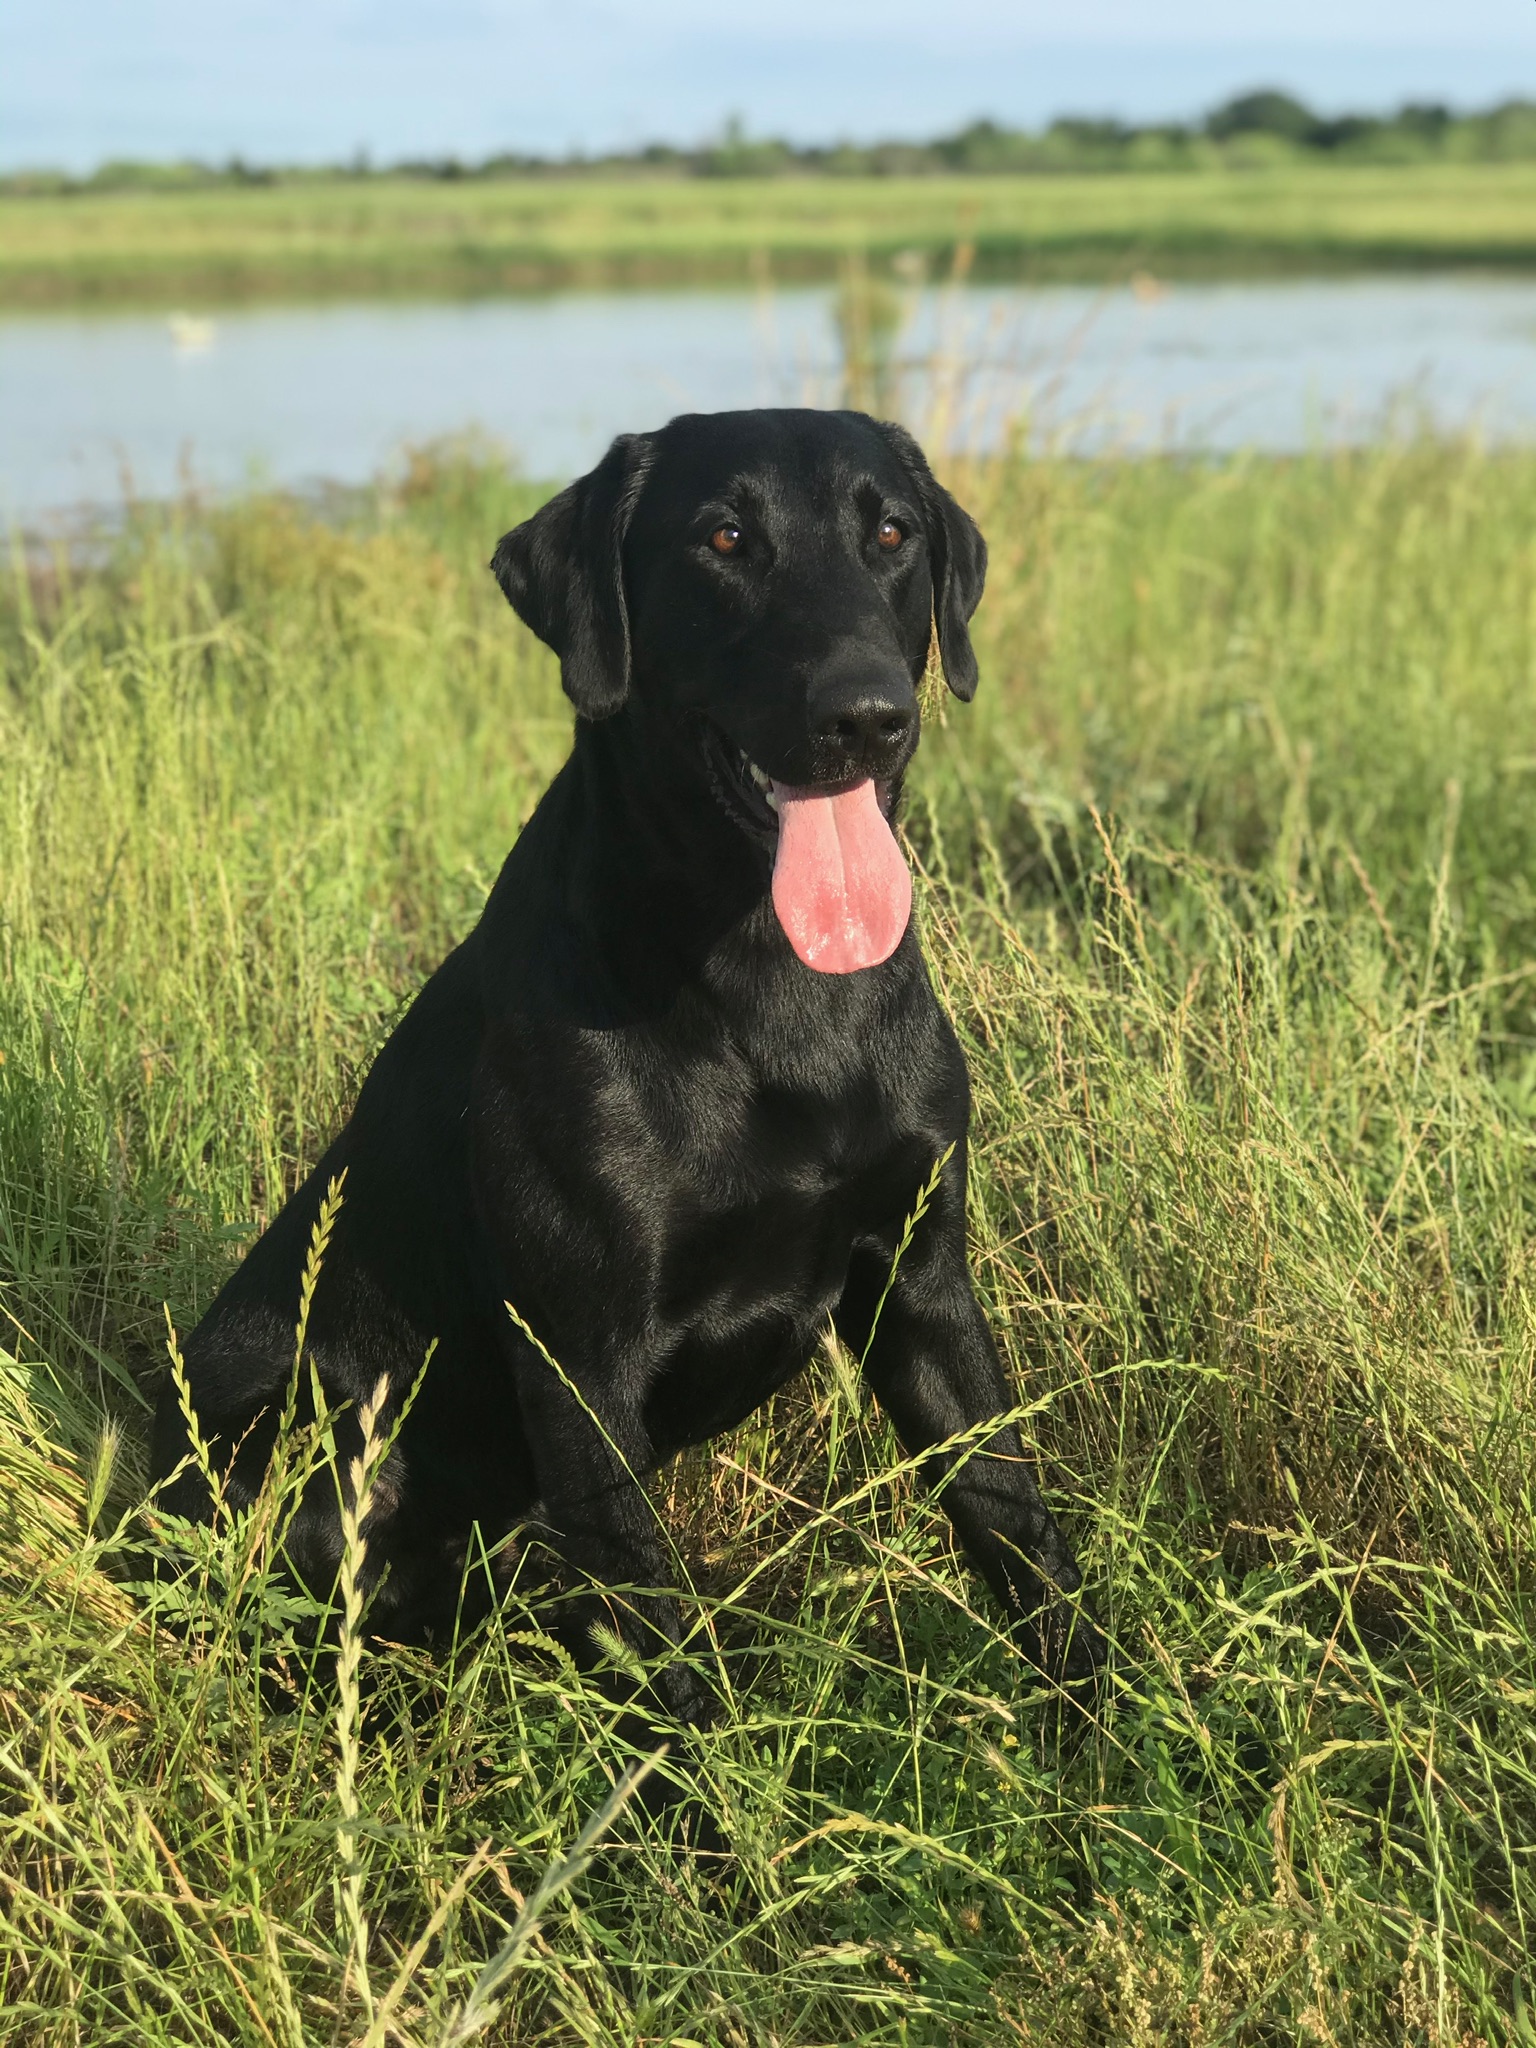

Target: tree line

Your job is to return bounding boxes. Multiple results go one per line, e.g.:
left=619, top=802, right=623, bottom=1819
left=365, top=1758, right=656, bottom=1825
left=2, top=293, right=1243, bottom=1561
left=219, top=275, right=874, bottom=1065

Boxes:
left=8, top=89, right=1536, bottom=194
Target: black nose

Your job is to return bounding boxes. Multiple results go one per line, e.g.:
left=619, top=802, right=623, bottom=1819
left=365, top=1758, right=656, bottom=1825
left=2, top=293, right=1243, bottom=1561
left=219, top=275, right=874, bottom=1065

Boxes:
left=812, top=682, right=917, bottom=779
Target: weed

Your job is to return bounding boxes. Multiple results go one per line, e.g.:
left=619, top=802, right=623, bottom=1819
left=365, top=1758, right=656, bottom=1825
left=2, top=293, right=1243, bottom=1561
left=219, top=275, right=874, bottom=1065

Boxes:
left=0, top=437, right=1531, bottom=2041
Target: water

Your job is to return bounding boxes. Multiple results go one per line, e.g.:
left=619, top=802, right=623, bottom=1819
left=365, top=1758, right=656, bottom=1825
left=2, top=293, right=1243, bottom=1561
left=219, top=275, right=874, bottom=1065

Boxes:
left=5, top=275, right=1536, bottom=526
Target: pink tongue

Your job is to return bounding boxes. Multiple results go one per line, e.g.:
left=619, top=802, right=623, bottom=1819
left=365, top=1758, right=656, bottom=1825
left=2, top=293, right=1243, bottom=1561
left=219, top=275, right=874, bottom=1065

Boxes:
left=770, top=778, right=912, bottom=973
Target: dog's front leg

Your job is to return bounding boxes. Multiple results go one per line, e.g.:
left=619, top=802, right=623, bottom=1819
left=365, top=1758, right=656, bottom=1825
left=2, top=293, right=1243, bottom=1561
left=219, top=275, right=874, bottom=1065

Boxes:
left=512, top=1346, right=716, bottom=1739
left=836, top=1160, right=1104, bottom=1687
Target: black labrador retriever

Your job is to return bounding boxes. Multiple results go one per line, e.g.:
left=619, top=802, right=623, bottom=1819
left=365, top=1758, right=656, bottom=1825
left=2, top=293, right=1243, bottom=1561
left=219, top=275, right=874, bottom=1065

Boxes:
left=151, top=407, right=1101, bottom=1744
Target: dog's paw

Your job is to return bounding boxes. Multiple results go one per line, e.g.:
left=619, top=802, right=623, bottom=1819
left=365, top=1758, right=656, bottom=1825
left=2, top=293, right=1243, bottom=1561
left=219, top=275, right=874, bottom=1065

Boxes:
left=665, top=1794, right=733, bottom=1865
left=1016, top=1593, right=1108, bottom=1702
left=623, top=1737, right=737, bottom=1876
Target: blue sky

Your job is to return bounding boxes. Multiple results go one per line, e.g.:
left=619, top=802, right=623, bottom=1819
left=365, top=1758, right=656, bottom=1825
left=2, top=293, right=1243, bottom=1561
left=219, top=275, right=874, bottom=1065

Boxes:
left=6, top=0, right=1536, bottom=172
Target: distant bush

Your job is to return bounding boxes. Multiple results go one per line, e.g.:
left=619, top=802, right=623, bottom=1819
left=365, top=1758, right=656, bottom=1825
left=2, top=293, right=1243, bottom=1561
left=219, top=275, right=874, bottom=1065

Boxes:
left=1206, top=89, right=1321, bottom=145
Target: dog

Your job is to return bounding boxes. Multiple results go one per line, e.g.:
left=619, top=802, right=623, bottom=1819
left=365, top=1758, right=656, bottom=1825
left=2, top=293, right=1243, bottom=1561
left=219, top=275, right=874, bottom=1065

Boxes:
left=151, top=407, right=1102, bottom=1752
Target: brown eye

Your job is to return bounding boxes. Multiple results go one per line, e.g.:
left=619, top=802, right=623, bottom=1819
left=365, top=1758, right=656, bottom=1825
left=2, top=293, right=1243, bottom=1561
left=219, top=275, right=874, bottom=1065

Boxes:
left=710, top=524, right=743, bottom=556
left=877, top=518, right=905, bottom=550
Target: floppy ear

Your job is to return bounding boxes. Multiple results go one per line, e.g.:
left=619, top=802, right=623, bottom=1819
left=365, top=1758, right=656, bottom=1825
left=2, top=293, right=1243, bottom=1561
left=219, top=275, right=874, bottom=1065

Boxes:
left=873, top=419, right=988, bottom=702
left=490, top=432, right=652, bottom=721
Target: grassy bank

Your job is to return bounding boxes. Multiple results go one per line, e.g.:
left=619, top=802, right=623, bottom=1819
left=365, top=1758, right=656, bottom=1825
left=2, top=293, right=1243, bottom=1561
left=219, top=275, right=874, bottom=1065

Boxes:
left=5, top=159, right=1536, bottom=307
left=2, top=438, right=1534, bottom=2043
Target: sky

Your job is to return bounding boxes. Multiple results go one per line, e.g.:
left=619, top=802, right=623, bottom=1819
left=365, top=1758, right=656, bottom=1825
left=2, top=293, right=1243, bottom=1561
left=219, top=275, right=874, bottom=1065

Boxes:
left=5, top=0, right=1536, bottom=173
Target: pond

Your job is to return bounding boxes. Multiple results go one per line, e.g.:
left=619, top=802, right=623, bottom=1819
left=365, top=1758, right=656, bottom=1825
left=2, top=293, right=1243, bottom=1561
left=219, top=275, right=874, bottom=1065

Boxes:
left=5, top=273, right=1536, bottom=525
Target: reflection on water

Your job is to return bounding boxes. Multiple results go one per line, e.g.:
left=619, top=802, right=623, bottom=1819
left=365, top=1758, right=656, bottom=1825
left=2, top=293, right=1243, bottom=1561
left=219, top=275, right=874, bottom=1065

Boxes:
left=4, top=275, right=1536, bottom=524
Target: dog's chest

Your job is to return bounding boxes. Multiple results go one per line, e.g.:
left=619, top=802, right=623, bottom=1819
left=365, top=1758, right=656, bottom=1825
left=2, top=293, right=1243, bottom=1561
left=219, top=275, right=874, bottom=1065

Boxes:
left=634, top=980, right=953, bottom=1273
left=479, top=966, right=962, bottom=1448
left=632, top=1049, right=939, bottom=1451
left=641, top=1173, right=871, bottom=1454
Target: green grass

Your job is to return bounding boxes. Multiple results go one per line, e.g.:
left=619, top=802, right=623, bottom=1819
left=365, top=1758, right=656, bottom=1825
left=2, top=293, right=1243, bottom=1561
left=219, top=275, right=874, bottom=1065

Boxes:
left=2, top=434, right=1534, bottom=2043
left=5, top=159, right=1536, bottom=306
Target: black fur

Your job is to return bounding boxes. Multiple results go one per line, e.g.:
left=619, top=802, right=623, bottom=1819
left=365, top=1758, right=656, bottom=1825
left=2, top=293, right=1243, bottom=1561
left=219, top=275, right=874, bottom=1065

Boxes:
left=151, top=407, right=1101, bottom=1744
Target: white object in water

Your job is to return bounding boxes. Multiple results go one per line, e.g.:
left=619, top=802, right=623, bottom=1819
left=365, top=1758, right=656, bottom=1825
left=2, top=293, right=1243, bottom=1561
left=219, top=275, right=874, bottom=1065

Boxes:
left=168, top=312, right=217, bottom=355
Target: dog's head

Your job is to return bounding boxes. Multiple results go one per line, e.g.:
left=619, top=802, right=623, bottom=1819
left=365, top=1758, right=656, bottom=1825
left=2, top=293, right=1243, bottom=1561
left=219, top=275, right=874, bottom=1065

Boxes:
left=492, top=409, right=986, bottom=972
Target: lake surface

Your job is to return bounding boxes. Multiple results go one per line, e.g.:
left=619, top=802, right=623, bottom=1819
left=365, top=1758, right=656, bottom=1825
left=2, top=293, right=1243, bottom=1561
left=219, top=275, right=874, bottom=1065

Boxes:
left=5, top=275, right=1536, bottom=526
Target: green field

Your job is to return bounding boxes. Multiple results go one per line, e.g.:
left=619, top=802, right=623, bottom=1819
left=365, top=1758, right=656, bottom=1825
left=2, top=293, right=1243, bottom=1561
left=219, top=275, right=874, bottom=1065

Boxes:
left=2, top=436, right=1535, bottom=2042
left=5, top=159, right=1536, bottom=305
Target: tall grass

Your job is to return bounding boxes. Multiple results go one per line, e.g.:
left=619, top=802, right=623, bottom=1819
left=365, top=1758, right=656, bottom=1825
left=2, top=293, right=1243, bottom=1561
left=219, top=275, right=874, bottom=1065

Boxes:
left=0, top=436, right=1533, bottom=2042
